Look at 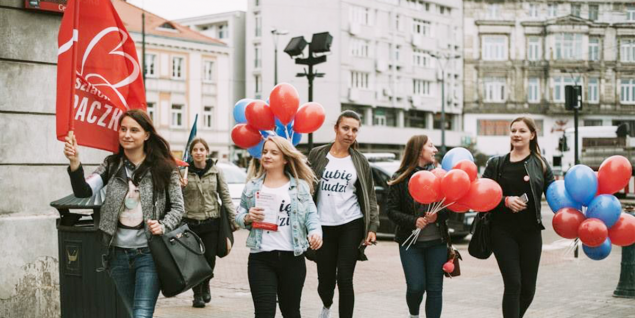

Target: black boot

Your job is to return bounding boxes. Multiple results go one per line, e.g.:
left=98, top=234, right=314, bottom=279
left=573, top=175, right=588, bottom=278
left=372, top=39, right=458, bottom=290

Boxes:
left=202, top=278, right=211, bottom=303
left=192, top=284, right=205, bottom=308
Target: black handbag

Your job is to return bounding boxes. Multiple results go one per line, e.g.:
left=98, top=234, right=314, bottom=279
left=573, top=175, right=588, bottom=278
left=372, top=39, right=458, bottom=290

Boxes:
left=468, top=212, right=492, bottom=259
left=148, top=189, right=213, bottom=297
left=215, top=172, right=234, bottom=258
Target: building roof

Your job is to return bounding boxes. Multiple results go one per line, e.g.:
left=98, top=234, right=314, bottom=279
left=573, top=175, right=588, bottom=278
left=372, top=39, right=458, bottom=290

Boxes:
left=113, top=0, right=226, bottom=46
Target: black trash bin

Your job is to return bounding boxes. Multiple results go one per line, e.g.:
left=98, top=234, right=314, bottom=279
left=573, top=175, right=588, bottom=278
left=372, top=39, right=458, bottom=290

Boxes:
left=51, top=193, right=129, bottom=318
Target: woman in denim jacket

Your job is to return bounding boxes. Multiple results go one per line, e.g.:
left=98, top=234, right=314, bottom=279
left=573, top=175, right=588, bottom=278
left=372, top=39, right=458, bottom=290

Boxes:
left=235, top=136, right=323, bottom=318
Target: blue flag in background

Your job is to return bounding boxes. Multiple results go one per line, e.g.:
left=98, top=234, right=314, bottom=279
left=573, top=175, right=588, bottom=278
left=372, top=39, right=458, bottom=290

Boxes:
left=182, top=114, right=198, bottom=162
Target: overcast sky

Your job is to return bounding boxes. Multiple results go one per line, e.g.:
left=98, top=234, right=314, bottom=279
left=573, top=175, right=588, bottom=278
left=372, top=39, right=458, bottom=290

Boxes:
left=126, top=0, right=248, bottom=20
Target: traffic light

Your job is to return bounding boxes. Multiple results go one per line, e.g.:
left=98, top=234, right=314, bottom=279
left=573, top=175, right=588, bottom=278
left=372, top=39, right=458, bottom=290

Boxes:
left=565, top=85, right=582, bottom=111
left=558, top=135, right=569, bottom=152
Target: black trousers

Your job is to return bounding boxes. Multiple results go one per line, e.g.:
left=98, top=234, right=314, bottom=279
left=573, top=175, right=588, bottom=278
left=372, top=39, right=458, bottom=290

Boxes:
left=186, top=218, right=219, bottom=289
left=490, top=223, right=542, bottom=318
left=316, top=218, right=364, bottom=318
left=248, top=251, right=306, bottom=318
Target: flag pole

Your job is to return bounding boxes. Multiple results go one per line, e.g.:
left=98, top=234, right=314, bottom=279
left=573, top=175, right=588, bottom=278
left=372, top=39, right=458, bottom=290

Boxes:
left=68, top=0, right=80, bottom=135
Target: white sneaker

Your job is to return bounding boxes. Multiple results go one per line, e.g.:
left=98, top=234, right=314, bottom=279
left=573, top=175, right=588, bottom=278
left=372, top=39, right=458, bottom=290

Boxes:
left=409, top=315, right=419, bottom=318
left=319, top=306, right=331, bottom=318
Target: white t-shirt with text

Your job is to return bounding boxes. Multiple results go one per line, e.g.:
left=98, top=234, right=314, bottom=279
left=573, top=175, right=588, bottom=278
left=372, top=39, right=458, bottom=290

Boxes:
left=252, top=182, right=294, bottom=253
left=317, top=153, right=363, bottom=226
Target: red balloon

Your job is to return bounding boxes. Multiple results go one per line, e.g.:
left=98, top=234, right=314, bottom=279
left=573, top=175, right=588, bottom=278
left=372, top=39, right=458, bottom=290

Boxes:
left=269, top=83, right=300, bottom=124
left=440, top=169, right=471, bottom=202
left=578, top=218, right=608, bottom=247
left=431, top=168, right=447, bottom=180
left=245, top=100, right=275, bottom=130
left=552, top=207, right=586, bottom=239
left=457, top=178, right=503, bottom=212
left=442, top=261, right=454, bottom=274
left=293, top=102, right=325, bottom=133
left=231, top=124, right=262, bottom=149
left=453, top=160, right=478, bottom=182
left=408, top=171, right=440, bottom=204
left=597, top=156, right=632, bottom=195
left=608, top=213, right=635, bottom=247
left=447, top=202, right=470, bottom=213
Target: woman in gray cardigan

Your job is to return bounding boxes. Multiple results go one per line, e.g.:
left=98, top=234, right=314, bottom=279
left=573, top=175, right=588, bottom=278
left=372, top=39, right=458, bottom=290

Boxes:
left=64, top=109, right=184, bottom=318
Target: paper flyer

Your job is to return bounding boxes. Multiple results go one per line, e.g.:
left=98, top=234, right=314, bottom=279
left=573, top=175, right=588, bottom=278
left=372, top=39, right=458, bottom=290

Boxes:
left=253, top=191, right=279, bottom=231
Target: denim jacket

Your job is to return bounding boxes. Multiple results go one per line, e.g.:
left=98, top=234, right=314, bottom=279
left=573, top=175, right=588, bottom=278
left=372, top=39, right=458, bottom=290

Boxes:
left=235, top=173, right=322, bottom=256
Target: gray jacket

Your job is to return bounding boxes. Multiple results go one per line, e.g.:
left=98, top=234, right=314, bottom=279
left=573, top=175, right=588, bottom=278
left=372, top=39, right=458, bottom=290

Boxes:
left=68, top=157, right=185, bottom=246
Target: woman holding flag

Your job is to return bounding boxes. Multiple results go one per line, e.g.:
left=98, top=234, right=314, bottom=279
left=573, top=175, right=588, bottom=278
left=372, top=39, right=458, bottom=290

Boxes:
left=63, top=109, right=184, bottom=318
left=235, top=136, right=322, bottom=318
left=385, top=135, right=450, bottom=318
left=180, top=137, right=237, bottom=308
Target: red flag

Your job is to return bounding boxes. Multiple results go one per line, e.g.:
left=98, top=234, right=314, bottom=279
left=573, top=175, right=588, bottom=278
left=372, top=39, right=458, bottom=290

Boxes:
left=56, top=0, right=146, bottom=152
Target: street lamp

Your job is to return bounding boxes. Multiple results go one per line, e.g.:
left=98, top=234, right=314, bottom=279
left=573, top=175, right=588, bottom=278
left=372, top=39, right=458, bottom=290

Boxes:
left=284, top=32, right=333, bottom=151
left=429, top=53, right=461, bottom=156
left=271, top=28, right=288, bottom=85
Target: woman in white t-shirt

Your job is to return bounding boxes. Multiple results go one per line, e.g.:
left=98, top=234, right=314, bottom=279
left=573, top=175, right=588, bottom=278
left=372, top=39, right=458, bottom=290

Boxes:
left=235, top=136, right=323, bottom=318
left=307, top=110, right=380, bottom=318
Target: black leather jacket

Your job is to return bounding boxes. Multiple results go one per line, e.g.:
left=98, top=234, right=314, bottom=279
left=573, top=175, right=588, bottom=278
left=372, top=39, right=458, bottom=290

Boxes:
left=386, top=165, right=450, bottom=244
left=482, top=153, right=555, bottom=229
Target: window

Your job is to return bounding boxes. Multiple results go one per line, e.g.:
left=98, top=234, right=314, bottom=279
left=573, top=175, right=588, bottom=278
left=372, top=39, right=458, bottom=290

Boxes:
left=350, top=5, right=371, bottom=26
left=405, top=109, right=427, bottom=128
left=548, top=4, right=558, bottom=18
left=527, top=78, right=540, bottom=103
left=486, top=4, right=499, bottom=19
left=527, top=37, right=541, bottom=61
left=413, top=79, right=432, bottom=96
left=254, top=13, right=261, bottom=37
left=482, top=36, right=507, bottom=61
left=553, top=76, right=576, bottom=102
left=218, top=24, right=227, bottom=39
left=589, top=38, right=600, bottom=61
left=528, top=4, right=538, bottom=18
left=203, top=106, right=213, bottom=128
left=203, top=60, right=214, bottom=82
left=350, top=71, right=370, bottom=89
left=589, top=4, right=599, bottom=21
left=171, top=104, right=184, bottom=128
left=254, top=75, right=262, bottom=95
left=144, top=54, right=156, bottom=77
left=413, top=49, right=432, bottom=67
left=555, top=33, right=583, bottom=60
left=255, top=0, right=259, bottom=6
left=584, top=119, right=603, bottom=126
left=146, top=102, right=155, bottom=123
left=439, top=5, right=451, bottom=16
left=395, top=14, right=401, bottom=31
left=588, top=78, right=599, bottom=104
left=394, top=45, right=401, bottom=62
left=433, top=113, right=453, bottom=130
left=373, top=107, right=397, bottom=127
left=172, top=56, right=184, bottom=79
left=620, top=79, right=635, bottom=104
left=571, top=4, right=581, bottom=17
left=350, top=38, right=370, bottom=58
left=628, top=5, right=635, bottom=22
left=412, top=19, right=431, bottom=36
left=484, top=77, right=506, bottom=102
left=621, top=39, right=635, bottom=62
left=478, top=119, right=510, bottom=136
left=254, top=45, right=261, bottom=68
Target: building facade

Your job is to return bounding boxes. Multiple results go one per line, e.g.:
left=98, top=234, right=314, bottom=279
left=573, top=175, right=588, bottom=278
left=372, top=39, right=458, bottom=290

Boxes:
left=463, top=0, right=635, bottom=170
left=115, top=0, right=233, bottom=159
left=246, top=0, right=465, bottom=155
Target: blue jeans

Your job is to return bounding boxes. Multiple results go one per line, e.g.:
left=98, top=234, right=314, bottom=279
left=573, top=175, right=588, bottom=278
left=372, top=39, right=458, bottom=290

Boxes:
left=399, top=239, right=447, bottom=317
left=108, top=247, right=160, bottom=318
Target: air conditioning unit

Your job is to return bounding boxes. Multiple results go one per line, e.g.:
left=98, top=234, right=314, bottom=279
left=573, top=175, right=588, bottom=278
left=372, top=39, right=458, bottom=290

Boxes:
left=348, top=88, right=360, bottom=101
left=376, top=59, right=388, bottom=72
left=349, top=23, right=361, bottom=36
left=382, top=88, right=392, bottom=96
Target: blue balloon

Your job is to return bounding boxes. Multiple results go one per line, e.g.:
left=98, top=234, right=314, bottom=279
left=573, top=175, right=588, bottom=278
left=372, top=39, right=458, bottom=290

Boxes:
left=546, top=180, right=583, bottom=212
left=583, top=238, right=612, bottom=261
left=564, top=165, right=598, bottom=206
left=247, top=140, right=264, bottom=159
left=441, top=147, right=474, bottom=171
left=233, top=99, right=252, bottom=123
left=292, top=132, right=302, bottom=146
left=275, top=125, right=290, bottom=139
left=586, top=195, right=622, bottom=228
left=275, top=117, right=293, bottom=130
left=260, top=130, right=272, bottom=139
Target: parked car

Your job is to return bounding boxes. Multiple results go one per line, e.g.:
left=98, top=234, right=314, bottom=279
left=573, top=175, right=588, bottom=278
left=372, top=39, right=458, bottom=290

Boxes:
left=216, top=162, right=247, bottom=208
left=364, top=153, right=476, bottom=240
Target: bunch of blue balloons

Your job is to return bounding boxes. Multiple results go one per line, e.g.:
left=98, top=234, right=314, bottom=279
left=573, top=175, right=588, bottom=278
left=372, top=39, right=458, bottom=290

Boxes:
left=233, top=99, right=302, bottom=159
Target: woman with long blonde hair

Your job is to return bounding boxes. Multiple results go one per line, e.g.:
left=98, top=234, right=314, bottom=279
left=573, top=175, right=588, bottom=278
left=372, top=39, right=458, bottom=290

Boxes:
left=235, top=136, right=322, bottom=317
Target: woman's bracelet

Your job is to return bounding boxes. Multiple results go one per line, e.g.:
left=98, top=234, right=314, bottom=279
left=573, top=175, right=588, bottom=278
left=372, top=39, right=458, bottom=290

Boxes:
left=504, top=196, right=510, bottom=208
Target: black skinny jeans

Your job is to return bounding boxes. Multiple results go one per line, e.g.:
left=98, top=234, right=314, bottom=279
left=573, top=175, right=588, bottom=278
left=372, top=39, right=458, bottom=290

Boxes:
left=248, top=251, right=306, bottom=318
left=316, top=218, right=364, bottom=318
left=490, top=223, right=542, bottom=318
left=186, top=218, right=219, bottom=289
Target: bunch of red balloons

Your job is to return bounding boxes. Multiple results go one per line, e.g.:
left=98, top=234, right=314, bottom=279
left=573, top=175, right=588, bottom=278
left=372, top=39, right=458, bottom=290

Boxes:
left=230, top=83, right=326, bottom=158
left=549, top=155, right=634, bottom=260
left=408, top=148, right=503, bottom=213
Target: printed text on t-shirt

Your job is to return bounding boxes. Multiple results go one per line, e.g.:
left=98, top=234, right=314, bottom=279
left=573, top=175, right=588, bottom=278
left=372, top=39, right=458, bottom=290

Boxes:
left=321, top=169, right=353, bottom=193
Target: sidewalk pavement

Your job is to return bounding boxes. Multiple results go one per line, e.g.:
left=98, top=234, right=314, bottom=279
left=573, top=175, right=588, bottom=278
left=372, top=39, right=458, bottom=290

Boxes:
left=154, top=208, right=635, bottom=318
